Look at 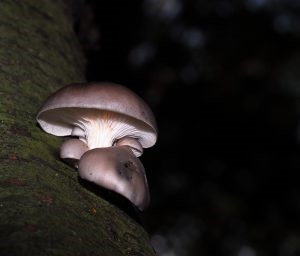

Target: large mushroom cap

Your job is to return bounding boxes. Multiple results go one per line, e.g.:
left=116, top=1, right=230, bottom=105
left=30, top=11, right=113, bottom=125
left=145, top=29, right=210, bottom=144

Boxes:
left=78, top=146, right=150, bottom=211
left=36, top=82, right=157, bottom=148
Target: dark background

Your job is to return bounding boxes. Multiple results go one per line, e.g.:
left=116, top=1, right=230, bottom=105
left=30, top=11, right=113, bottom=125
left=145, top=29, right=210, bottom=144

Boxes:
left=75, top=1, right=300, bottom=255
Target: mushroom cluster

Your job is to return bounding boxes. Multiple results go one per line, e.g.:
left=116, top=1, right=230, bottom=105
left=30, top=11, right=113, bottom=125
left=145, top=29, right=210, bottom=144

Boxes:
left=36, top=82, right=157, bottom=211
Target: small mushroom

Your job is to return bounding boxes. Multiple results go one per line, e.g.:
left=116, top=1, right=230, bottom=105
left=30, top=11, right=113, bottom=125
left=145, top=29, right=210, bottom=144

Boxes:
left=115, top=136, right=143, bottom=157
left=60, top=139, right=89, bottom=168
left=78, top=146, right=150, bottom=211
left=36, top=82, right=157, bottom=150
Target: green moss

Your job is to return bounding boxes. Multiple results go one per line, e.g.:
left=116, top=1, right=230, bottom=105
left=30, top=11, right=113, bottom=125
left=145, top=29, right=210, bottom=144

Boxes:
left=0, top=0, right=155, bottom=255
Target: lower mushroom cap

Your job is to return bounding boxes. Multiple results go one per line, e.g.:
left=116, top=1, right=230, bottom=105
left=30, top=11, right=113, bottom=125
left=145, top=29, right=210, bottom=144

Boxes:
left=78, top=146, right=150, bottom=211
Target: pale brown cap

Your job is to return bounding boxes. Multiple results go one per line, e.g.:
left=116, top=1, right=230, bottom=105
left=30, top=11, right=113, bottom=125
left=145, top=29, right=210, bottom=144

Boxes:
left=78, top=146, right=150, bottom=211
left=115, top=136, right=143, bottom=157
left=36, top=82, right=157, bottom=148
left=60, top=139, right=89, bottom=168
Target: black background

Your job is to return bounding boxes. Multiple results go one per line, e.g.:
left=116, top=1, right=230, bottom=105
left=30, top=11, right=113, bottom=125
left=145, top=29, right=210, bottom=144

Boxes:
left=75, top=1, right=300, bottom=255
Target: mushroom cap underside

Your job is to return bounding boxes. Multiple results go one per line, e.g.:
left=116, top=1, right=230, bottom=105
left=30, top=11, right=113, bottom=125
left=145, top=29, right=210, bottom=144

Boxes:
left=37, top=107, right=156, bottom=148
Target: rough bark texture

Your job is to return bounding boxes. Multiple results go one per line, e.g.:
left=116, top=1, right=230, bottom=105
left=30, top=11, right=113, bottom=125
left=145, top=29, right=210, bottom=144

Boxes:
left=0, top=1, right=156, bottom=255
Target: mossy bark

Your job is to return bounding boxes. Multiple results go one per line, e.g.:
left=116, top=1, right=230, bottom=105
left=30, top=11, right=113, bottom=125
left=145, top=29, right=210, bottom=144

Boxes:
left=0, top=1, right=156, bottom=255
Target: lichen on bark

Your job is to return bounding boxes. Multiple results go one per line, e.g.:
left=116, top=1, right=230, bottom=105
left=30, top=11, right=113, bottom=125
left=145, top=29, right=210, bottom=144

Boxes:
left=0, top=1, right=156, bottom=255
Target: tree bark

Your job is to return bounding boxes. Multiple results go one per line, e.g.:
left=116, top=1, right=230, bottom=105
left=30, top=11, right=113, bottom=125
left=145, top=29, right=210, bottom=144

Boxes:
left=0, top=1, right=156, bottom=255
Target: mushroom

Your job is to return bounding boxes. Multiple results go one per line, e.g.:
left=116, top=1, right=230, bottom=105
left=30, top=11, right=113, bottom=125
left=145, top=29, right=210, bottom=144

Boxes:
left=36, top=82, right=157, bottom=210
left=78, top=146, right=150, bottom=211
left=115, top=136, right=143, bottom=157
left=36, top=82, right=157, bottom=151
left=60, top=139, right=89, bottom=168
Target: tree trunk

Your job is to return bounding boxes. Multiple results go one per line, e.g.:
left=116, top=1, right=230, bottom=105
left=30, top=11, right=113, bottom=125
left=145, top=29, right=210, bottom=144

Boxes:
left=0, top=1, right=156, bottom=255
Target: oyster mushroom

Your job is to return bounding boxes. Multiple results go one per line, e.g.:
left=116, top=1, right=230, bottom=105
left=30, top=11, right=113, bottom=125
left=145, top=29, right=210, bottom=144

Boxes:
left=36, top=82, right=157, bottom=210
left=78, top=146, right=150, bottom=211
left=115, top=136, right=143, bottom=157
left=60, top=139, right=89, bottom=168
left=36, top=82, right=157, bottom=153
